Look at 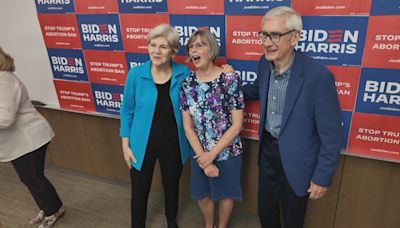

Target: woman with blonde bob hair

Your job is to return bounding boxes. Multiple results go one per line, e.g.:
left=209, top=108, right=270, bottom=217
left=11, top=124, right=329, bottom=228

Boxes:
left=0, top=47, right=64, bottom=228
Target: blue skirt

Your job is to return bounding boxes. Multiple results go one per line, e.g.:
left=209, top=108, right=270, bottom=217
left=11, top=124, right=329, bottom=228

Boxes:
left=191, top=154, right=242, bottom=202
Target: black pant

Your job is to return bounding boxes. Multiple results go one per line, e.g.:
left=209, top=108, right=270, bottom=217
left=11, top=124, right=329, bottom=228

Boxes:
left=258, top=132, right=308, bottom=228
left=130, top=145, right=182, bottom=228
left=11, top=143, right=63, bottom=216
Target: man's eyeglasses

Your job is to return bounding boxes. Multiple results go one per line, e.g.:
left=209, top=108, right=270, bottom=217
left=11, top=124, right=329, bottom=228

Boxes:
left=258, top=30, right=295, bottom=43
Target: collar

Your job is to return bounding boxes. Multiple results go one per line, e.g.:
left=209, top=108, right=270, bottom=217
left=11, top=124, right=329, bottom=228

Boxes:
left=270, top=52, right=295, bottom=76
left=140, top=60, right=185, bottom=80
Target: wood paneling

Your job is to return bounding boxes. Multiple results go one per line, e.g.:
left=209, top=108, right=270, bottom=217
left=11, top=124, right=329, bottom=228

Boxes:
left=304, top=157, right=344, bottom=228
left=334, top=156, right=400, bottom=228
left=179, top=162, right=191, bottom=198
left=236, top=139, right=259, bottom=214
left=39, top=109, right=93, bottom=174
left=80, top=115, right=129, bottom=182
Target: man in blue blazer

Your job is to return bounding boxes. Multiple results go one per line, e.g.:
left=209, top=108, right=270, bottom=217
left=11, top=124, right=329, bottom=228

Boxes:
left=243, top=7, right=343, bottom=228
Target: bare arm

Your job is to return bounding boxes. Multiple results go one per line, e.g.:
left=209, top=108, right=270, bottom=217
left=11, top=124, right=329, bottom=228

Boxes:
left=182, top=110, right=206, bottom=157
left=195, top=109, right=244, bottom=168
left=182, top=110, right=220, bottom=177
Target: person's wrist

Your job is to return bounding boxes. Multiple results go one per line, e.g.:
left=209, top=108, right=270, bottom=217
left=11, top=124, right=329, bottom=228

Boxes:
left=208, top=150, right=217, bottom=158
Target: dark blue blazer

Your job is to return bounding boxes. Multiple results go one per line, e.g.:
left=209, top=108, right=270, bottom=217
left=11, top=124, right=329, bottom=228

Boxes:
left=244, top=52, right=343, bottom=196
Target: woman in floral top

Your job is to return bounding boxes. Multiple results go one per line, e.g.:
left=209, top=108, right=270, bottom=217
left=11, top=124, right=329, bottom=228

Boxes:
left=180, top=30, right=244, bottom=228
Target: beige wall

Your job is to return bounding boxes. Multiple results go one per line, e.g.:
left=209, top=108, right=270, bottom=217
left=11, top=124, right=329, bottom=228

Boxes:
left=39, top=108, right=400, bottom=228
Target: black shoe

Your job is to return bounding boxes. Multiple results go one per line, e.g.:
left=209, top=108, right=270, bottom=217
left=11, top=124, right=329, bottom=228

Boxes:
left=167, top=220, right=179, bottom=228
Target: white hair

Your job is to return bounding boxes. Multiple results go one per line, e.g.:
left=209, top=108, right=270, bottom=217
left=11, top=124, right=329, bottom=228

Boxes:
left=147, top=24, right=180, bottom=54
left=261, top=6, right=302, bottom=32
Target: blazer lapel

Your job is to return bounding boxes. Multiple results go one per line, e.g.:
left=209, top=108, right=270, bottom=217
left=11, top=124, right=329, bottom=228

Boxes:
left=170, top=61, right=184, bottom=90
left=280, top=53, right=305, bottom=135
left=140, top=61, right=154, bottom=81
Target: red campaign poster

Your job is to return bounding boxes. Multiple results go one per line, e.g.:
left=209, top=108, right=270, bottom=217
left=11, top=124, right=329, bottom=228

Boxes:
left=327, top=65, right=360, bottom=111
left=84, top=50, right=128, bottom=86
left=292, top=0, right=371, bottom=16
left=37, top=14, right=81, bottom=49
left=226, top=15, right=264, bottom=61
left=362, top=16, right=400, bottom=69
left=54, top=80, right=95, bottom=112
left=74, top=0, right=119, bottom=14
left=173, top=56, right=226, bottom=71
left=347, top=112, right=400, bottom=163
left=168, top=0, right=224, bottom=15
left=119, top=14, right=170, bottom=53
left=241, top=100, right=260, bottom=140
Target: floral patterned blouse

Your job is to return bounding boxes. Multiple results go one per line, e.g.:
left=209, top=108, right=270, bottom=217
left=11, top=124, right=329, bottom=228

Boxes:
left=180, top=72, right=245, bottom=161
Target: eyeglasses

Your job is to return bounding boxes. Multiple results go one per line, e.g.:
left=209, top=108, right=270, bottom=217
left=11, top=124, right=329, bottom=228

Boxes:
left=188, top=42, right=207, bottom=50
left=258, top=30, right=295, bottom=43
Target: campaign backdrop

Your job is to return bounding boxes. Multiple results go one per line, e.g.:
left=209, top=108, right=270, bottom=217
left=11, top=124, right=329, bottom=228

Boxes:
left=34, top=0, right=400, bottom=163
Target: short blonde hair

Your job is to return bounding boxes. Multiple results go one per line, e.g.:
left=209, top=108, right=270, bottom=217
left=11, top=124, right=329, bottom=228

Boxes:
left=147, top=24, right=180, bottom=54
left=185, top=29, right=220, bottom=62
left=0, top=47, right=16, bottom=72
left=261, top=6, right=302, bottom=32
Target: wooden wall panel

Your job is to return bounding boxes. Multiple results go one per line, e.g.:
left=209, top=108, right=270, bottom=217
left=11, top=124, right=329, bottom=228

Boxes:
left=236, top=139, right=259, bottom=214
left=334, top=156, right=400, bottom=228
left=80, top=115, right=129, bottom=183
left=178, top=163, right=191, bottom=198
left=39, top=108, right=93, bottom=174
left=304, top=157, right=344, bottom=228
left=45, top=143, right=53, bottom=164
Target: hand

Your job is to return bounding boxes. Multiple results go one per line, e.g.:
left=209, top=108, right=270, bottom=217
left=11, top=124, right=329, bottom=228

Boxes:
left=203, top=164, right=219, bottom=178
left=122, top=145, right=137, bottom=169
left=221, top=64, right=234, bottom=74
left=194, top=152, right=216, bottom=169
left=308, top=181, right=328, bottom=200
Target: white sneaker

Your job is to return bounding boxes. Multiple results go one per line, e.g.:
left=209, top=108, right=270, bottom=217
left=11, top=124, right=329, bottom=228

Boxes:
left=38, top=208, right=65, bottom=228
left=29, top=210, right=45, bottom=225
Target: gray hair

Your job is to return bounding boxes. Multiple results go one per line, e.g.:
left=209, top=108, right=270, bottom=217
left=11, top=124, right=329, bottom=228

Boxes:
left=147, top=24, right=180, bottom=54
left=261, top=6, right=302, bottom=32
left=0, top=47, right=15, bottom=72
left=186, top=29, right=220, bottom=62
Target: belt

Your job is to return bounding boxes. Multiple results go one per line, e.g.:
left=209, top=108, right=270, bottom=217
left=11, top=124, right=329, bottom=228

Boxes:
left=263, top=131, right=279, bottom=145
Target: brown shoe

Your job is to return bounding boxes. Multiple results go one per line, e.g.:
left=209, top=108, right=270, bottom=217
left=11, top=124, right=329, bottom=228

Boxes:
left=38, top=208, right=65, bottom=228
